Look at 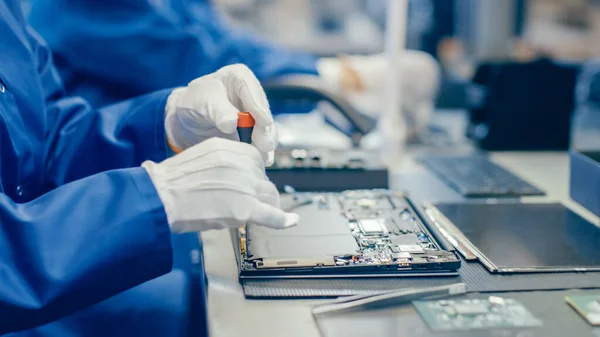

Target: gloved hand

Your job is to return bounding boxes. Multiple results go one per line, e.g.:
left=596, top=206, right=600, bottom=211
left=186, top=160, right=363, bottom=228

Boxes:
left=142, top=137, right=298, bottom=233
left=165, top=64, right=277, bottom=165
left=316, top=50, right=440, bottom=141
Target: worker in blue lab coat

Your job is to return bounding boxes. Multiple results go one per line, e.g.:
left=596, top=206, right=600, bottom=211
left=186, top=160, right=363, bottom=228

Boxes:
left=0, top=0, right=298, bottom=335
left=27, top=0, right=320, bottom=109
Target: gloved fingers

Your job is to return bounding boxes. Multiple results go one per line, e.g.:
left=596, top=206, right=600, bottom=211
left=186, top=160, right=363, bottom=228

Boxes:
left=170, top=109, right=241, bottom=149
left=265, top=150, right=275, bottom=167
left=218, top=64, right=273, bottom=127
left=167, top=156, right=266, bottom=183
left=251, top=176, right=297, bottom=230
left=254, top=150, right=274, bottom=167
left=211, top=100, right=242, bottom=134
left=315, top=57, right=344, bottom=92
left=255, top=180, right=281, bottom=208
left=251, top=124, right=277, bottom=166
left=175, top=219, right=237, bottom=233
left=341, top=54, right=388, bottom=92
left=249, top=201, right=299, bottom=229
left=163, top=138, right=265, bottom=172
left=251, top=124, right=276, bottom=154
left=165, top=87, right=187, bottom=116
left=177, top=80, right=240, bottom=135
left=250, top=148, right=273, bottom=167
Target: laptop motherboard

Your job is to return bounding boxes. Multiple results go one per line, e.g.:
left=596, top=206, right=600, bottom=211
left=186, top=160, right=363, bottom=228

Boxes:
left=236, top=190, right=460, bottom=278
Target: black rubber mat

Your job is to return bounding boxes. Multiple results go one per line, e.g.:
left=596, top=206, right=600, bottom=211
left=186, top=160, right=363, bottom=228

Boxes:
left=242, top=259, right=600, bottom=298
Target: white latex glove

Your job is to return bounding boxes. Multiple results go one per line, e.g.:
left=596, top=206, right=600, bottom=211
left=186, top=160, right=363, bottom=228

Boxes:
left=165, top=64, right=277, bottom=165
left=142, top=138, right=298, bottom=233
left=316, top=50, right=439, bottom=141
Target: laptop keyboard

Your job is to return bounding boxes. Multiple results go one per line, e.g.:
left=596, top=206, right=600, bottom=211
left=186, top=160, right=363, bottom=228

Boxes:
left=419, top=156, right=545, bottom=197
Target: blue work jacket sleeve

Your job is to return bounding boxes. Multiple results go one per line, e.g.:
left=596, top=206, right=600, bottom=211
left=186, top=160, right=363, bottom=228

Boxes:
left=0, top=168, right=173, bottom=335
left=12, top=270, right=195, bottom=337
left=24, top=24, right=171, bottom=187
left=27, top=0, right=318, bottom=106
left=43, top=90, right=172, bottom=188
left=0, top=5, right=175, bottom=334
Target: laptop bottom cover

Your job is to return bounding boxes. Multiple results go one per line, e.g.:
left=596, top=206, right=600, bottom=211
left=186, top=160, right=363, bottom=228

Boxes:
left=427, top=202, right=600, bottom=273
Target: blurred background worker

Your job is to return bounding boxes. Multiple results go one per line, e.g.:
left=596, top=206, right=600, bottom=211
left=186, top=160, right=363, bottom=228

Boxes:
left=26, top=0, right=440, bottom=144
left=0, top=0, right=296, bottom=335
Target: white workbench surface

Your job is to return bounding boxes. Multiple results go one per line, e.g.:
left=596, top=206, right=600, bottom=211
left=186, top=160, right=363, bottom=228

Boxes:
left=201, top=152, right=599, bottom=337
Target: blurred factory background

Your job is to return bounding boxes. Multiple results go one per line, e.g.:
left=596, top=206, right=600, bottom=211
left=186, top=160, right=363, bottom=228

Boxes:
left=19, top=0, right=600, bottom=149
left=214, top=0, right=600, bottom=62
left=214, top=0, right=599, bottom=84
left=214, top=0, right=600, bottom=149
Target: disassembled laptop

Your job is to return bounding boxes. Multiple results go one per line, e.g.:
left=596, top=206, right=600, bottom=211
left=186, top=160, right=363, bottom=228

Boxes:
left=234, top=190, right=460, bottom=279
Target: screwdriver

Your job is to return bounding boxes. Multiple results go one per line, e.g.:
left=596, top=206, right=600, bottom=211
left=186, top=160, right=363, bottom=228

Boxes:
left=236, top=112, right=255, bottom=144
left=167, top=111, right=255, bottom=154
left=236, top=112, right=256, bottom=255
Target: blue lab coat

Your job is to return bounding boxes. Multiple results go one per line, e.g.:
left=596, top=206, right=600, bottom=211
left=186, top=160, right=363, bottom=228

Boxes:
left=28, top=0, right=319, bottom=108
left=0, top=1, right=203, bottom=336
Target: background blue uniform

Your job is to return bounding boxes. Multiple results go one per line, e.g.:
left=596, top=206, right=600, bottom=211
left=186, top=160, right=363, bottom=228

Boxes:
left=0, top=1, right=202, bottom=335
left=28, top=0, right=319, bottom=108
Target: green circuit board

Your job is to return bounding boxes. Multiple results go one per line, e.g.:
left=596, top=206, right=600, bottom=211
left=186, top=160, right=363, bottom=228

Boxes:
left=565, top=295, right=600, bottom=326
left=414, top=297, right=543, bottom=332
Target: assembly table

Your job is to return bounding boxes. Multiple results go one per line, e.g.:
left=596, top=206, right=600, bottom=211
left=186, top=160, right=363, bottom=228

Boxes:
left=201, top=152, right=600, bottom=337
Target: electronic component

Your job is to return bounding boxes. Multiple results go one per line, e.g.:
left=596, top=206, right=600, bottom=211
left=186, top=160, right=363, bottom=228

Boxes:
left=390, top=233, right=419, bottom=246
left=356, top=198, right=378, bottom=208
left=452, top=302, right=488, bottom=315
left=391, top=252, right=411, bottom=259
left=239, top=227, right=246, bottom=255
left=357, top=218, right=386, bottom=235
left=257, top=257, right=335, bottom=269
left=488, top=296, right=505, bottom=306
left=414, top=297, right=543, bottom=331
left=399, top=245, right=424, bottom=253
left=565, top=295, right=600, bottom=326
